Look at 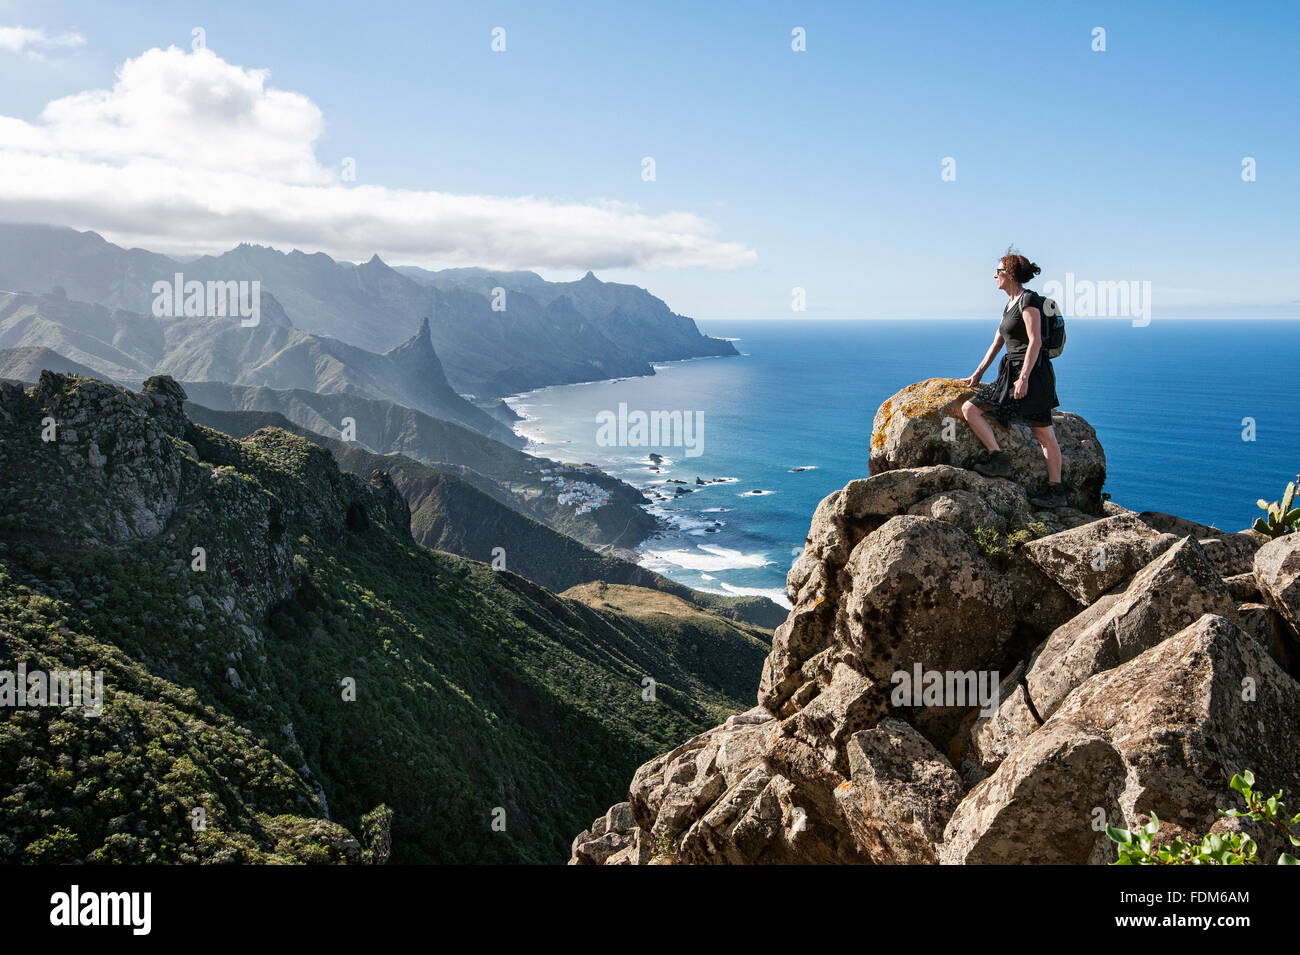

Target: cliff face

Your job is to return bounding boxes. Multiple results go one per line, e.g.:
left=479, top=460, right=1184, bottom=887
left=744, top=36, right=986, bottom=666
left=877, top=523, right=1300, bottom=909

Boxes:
left=571, top=381, right=1300, bottom=865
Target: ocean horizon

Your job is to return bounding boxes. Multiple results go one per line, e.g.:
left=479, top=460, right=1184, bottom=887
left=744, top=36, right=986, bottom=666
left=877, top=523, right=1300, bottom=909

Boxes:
left=511, top=317, right=1299, bottom=608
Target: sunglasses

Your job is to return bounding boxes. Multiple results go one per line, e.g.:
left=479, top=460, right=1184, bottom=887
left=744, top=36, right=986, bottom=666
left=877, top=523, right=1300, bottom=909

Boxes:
left=995, top=267, right=1009, bottom=275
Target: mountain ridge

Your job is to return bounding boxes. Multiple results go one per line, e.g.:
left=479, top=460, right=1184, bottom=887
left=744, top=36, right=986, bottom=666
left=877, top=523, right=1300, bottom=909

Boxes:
left=0, top=290, right=520, bottom=445
left=183, top=401, right=786, bottom=628
left=0, top=222, right=738, bottom=397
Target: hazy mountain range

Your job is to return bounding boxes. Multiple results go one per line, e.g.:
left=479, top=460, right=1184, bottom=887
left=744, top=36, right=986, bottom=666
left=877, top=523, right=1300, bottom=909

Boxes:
left=0, top=223, right=738, bottom=397
left=0, top=220, right=778, bottom=865
left=0, top=290, right=520, bottom=445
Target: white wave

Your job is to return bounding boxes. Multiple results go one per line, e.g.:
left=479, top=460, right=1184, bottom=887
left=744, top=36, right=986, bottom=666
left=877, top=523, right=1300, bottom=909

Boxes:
left=718, top=583, right=793, bottom=610
left=701, top=507, right=732, bottom=513
left=643, top=506, right=717, bottom=532
left=639, top=545, right=774, bottom=572
left=739, top=489, right=775, bottom=496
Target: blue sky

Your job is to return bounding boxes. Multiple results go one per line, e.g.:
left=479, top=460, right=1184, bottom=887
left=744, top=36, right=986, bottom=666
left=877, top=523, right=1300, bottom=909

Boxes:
left=0, top=0, right=1296, bottom=318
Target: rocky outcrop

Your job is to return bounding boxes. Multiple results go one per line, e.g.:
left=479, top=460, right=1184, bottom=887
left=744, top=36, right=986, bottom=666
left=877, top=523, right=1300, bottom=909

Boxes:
left=570, top=802, right=645, bottom=865
left=571, top=383, right=1300, bottom=865
left=835, top=718, right=964, bottom=864
left=970, top=536, right=1241, bottom=772
left=945, top=614, right=1300, bottom=864
left=868, top=377, right=1107, bottom=513
left=1, top=372, right=412, bottom=627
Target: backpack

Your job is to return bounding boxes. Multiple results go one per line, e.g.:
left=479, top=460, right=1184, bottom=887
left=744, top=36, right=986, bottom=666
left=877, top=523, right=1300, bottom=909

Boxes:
left=1037, top=294, right=1067, bottom=358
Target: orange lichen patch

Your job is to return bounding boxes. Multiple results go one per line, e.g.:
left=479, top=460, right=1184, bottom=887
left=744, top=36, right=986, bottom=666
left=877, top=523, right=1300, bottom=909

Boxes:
left=870, top=378, right=977, bottom=451
left=836, top=780, right=854, bottom=793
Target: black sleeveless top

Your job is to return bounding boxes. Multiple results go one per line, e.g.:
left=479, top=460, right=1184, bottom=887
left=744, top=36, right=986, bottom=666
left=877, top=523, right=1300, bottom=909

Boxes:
left=1000, top=290, right=1045, bottom=362
left=974, top=288, right=1060, bottom=424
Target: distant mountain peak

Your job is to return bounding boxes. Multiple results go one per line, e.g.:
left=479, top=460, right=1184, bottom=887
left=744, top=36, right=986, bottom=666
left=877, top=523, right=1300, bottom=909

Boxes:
left=384, top=316, right=442, bottom=377
left=581, top=270, right=599, bottom=283
left=260, top=290, right=295, bottom=329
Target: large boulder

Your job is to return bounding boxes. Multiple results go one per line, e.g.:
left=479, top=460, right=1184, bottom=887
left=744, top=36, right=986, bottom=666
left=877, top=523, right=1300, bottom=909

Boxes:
left=1022, top=514, right=1176, bottom=604
left=761, top=465, right=1056, bottom=717
left=1023, top=537, right=1237, bottom=721
left=835, top=718, right=965, bottom=864
left=944, top=614, right=1300, bottom=864
left=868, top=377, right=1106, bottom=513
left=1255, top=534, right=1300, bottom=637
left=839, top=516, right=1015, bottom=684
left=968, top=536, right=1239, bottom=772
left=942, top=728, right=1127, bottom=865
left=969, top=593, right=1121, bottom=773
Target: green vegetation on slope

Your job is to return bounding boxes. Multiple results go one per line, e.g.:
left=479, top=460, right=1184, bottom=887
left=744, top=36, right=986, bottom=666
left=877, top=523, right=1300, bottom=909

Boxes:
left=0, top=372, right=770, bottom=863
left=183, top=393, right=658, bottom=552
left=186, top=404, right=786, bottom=628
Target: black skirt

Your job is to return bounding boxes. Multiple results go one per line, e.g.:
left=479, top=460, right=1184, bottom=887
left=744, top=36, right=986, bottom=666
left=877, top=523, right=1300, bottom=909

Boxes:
left=974, top=353, right=1059, bottom=427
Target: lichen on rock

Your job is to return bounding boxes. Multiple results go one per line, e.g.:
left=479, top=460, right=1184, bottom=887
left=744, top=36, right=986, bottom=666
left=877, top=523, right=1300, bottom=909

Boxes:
left=869, top=377, right=1106, bottom=513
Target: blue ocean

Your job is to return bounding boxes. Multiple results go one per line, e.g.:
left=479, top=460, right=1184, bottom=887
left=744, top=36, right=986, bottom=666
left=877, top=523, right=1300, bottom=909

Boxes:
left=511, top=319, right=1298, bottom=607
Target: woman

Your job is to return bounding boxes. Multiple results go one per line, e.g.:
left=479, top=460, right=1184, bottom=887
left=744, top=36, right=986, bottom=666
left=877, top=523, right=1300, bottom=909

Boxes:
left=959, top=250, right=1067, bottom=508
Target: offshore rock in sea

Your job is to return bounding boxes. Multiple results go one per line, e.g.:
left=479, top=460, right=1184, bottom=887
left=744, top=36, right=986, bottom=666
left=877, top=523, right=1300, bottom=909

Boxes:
left=867, top=377, right=1106, bottom=514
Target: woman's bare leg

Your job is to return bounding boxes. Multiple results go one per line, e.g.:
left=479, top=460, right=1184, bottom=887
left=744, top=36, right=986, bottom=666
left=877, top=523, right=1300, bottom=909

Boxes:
left=961, top=401, right=1000, bottom=452
left=1032, top=425, right=1062, bottom=483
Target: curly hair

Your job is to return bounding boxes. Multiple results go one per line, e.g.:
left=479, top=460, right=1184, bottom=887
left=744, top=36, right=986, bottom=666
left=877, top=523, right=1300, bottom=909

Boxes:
left=1000, top=247, right=1041, bottom=284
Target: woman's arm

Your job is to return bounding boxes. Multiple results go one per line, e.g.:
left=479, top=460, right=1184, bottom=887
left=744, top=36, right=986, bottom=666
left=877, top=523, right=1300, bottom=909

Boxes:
left=1014, top=307, right=1043, bottom=398
left=963, top=333, right=1004, bottom=387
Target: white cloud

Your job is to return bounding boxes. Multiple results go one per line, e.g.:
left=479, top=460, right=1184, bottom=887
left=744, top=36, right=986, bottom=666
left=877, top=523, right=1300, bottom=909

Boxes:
left=0, top=25, right=86, bottom=60
left=0, top=45, right=757, bottom=270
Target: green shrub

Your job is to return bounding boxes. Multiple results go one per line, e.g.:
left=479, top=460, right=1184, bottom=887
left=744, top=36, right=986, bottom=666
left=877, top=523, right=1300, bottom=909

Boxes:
left=973, top=523, right=1043, bottom=558
left=1254, top=478, right=1300, bottom=539
left=360, top=803, right=394, bottom=864
left=1107, top=771, right=1300, bottom=865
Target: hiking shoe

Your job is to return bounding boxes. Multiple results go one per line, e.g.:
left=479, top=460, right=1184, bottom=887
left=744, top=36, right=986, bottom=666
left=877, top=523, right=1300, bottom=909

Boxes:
left=1030, top=483, right=1069, bottom=508
left=972, top=449, right=1012, bottom=479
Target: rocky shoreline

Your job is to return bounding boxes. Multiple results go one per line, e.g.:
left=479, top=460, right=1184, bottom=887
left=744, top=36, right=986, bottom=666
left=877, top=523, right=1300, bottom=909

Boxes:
left=570, top=378, right=1300, bottom=864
